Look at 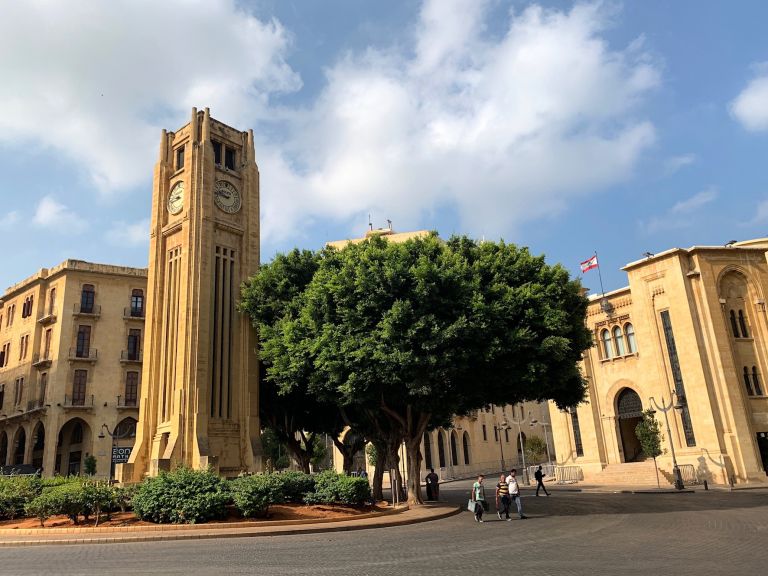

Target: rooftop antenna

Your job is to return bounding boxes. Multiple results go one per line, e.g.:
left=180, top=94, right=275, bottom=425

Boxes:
left=368, top=213, right=373, bottom=231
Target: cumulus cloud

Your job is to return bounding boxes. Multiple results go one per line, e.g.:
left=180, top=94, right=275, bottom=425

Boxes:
left=33, top=196, right=87, bottom=233
left=730, top=63, right=768, bottom=131
left=0, top=0, right=299, bottom=193
left=641, top=187, right=717, bottom=233
left=260, top=1, right=659, bottom=242
left=105, top=218, right=150, bottom=246
left=0, top=211, right=19, bottom=230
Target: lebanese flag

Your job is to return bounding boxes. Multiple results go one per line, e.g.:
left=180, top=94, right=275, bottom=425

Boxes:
left=580, top=255, right=599, bottom=273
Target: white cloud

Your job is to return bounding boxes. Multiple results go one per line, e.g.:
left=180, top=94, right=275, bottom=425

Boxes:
left=0, top=211, right=19, bottom=230
left=745, top=198, right=768, bottom=226
left=641, top=187, right=717, bottom=233
left=730, top=63, right=768, bottom=131
left=664, top=153, right=696, bottom=175
left=33, top=196, right=87, bottom=233
left=105, top=218, right=150, bottom=246
left=260, top=1, right=659, bottom=242
left=0, top=0, right=299, bottom=193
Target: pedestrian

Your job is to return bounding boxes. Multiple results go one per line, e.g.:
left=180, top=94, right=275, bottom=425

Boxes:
left=425, top=468, right=440, bottom=501
left=495, top=473, right=511, bottom=520
left=534, top=465, right=550, bottom=496
left=506, top=469, right=527, bottom=519
left=471, top=474, right=487, bottom=522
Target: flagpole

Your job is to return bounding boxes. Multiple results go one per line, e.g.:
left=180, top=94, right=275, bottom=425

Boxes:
left=595, top=251, right=606, bottom=296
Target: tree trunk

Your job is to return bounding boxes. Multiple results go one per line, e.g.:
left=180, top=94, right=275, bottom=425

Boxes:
left=285, top=436, right=312, bottom=473
left=372, top=440, right=387, bottom=501
left=386, top=439, right=406, bottom=503
left=405, top=437, right=424, bottom=506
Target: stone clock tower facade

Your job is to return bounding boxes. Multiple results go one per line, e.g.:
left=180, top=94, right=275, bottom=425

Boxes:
left=122, top=108, right=261, bottom=480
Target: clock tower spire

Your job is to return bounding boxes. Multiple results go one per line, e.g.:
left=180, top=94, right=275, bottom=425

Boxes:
left=122, top=108, right=261, bottom=479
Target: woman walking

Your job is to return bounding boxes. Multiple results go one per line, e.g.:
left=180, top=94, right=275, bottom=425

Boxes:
left=471, top=474, right=487, bottom=522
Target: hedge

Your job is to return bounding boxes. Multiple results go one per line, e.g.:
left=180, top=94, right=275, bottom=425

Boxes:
left=230, top=474, right=283, bottom=518
left=303, top=471, right=372, bottom=505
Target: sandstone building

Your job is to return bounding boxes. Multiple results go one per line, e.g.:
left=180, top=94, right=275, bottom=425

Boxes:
left=549, top=239, right=768, bottom=486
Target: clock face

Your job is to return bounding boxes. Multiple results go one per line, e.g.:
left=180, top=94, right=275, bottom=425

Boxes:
left=167, top=181, right=184, bottom=215
left=214, top=180, right=242, bottom=214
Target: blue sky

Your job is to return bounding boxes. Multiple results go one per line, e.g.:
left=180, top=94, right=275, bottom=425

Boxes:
left=1, top=0, right=767, bottom=294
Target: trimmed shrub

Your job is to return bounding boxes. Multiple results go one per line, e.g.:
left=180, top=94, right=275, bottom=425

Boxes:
left=274, top=471, right=315, bottom=503
left=82, top=481, right=116, bottom=524
left=304, top=471, right=371, bottom=506
left=131, top=467, right=230, bottom=524
left=0, top=476, right=41, bottom=520
left=231, top=474, right=284, bottom=518
left=113, top=483, right=139, bottom=512
left=25, top=483, right=87, bottom=526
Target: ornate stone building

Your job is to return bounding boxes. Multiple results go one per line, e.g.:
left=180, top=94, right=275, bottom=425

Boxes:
left=549, top=239, right=768, bottom=486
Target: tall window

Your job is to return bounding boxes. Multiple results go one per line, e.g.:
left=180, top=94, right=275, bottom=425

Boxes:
left=130, top=289, right=144, bottom=317
left=504, top=428, right=510, bottom=443
left=225, top=146, right=236, bottom=170
left=14, top=377, right=24, bottom=405
left=738, top=310, right=749, bottom=338
left=450, top=433, right=458, bottom=466
left=482, top=424, right=487, bottom=441
left=49, top=287, right=56, bottom=315
left=660, top=310, right=696, bottom=447
left=601, top=329, right=614, bottom=359
left=613, top=326, right=626, bottom=356
left=730, top=310, right=740, bottom=338
left=752, top=367, right=763, bottom=396
left=213, top=140, right=222, bottom=165
left=423, top=432, right=433, bottom=469
left=80, top=284, right=95, bottom=314
left=570, top=409, right=584, bottom=457
left=39, top=372, right=48, bottom=403
left=493, top=426, right=498, bottom=441
left=72, top=370, right=87, bottom=406
left=76, top=325, right=91, bottom=358
left=175, top=146, right=184, bottom=170
left=462, top=432, right=471, bottom=465
left=0, top=342, right=9, bottom=367
left=43, top=329, right=52, bottom=358
left=437, top=431, right=446, bottom=468
left=625, top=323, right=637, bottom=353
left=0, top=384, right=4, bottom=410
left=127, top=329, right=141, bottom=360
left=744, top=367, right=754, bottom=396
left=125, top=371, right=139, bottom=406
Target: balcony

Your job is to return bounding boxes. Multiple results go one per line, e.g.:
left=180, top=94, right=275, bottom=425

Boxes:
left=62, top=394, right=94, bottom=409
left=32, top=354, right=53, bottom=369
left=123, top=307, right=145, bottom=320
left=68, top=348, right=98, bottom=363
left=120, top=350, right=143, bottom=363
left=116, top=395, right=139, bottom=409
left=26, top=398, right=47, bottom=412
left=73, top=303, right=101, bottom=318
left=37, top=312, right=57, bottom=325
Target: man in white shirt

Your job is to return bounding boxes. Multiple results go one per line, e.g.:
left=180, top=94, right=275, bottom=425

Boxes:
left=505, top=469, right=527, bottom=519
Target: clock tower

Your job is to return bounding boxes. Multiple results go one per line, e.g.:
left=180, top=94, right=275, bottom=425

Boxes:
left=122, top=108, right=261, bottom=479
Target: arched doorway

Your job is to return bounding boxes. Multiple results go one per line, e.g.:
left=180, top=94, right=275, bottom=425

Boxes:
left=423, top=432, right=433, bottom=469
left=31, top=422, right=45, bottom=470
left=111, top=417, right=138, bottom=478
left=462, top=432, right=471, bottom=465
left=13, top=427, right=27, bottom=465
left=616, top=388, right=644, bottom=462
left=0, top=431, right=8, bottom=466
left=56, top=418, right=92, bottom=475
left=450, top=432, right=459, bottom=466
left=437, top=430, right=446, bottom=468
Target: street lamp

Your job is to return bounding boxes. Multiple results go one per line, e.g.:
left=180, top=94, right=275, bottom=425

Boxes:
left=509, top=406, right=532, bottom=484
left=649, top=394, right=685, bottom=490
left=98, top=422, right=133, bottom=483
left=493, top=421, right=511, bottom=472
left=529, top=419, right=552, bottom=466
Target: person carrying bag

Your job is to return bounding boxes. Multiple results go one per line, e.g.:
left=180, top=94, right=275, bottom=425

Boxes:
left=469, top=474, right=487, bottom=522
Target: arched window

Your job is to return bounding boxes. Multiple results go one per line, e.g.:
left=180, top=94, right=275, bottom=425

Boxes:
left=504, top=428, right=509, bottom=443
left=601, top=329, right=614, bottom=359
left=752, top=367, right=763, bottom=396
left=423, top=432, right=433, bottom=469
left=625, top=323, right=637, bottom=353
left=437, top=431, right=446, bottom=468
left=613, top=326, right=626, bottom=356
left=115, top=417, right=137, bottom=439
left=743, top=367, right=754, bottom=396
left=738, top=310, right=749, bottom=338
left=462, top=432, right=470, bottom=465
left=730, top=310, right=740, bottom=338
left=450, top=432, right=458, bottom=466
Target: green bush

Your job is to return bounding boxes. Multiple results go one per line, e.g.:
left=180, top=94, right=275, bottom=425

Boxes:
left=304, top=471, right=371, bottom=505
left=40, top=476, right=81, bottom=489
left=131, top=467, right=230, bottom=524
left=0, top=476, right=41, bottom=520
left=25, top=483, right=87, bottom=526
left=231, top=474, right=284, bottom=518
left=274, top=471, right=315, bottom=503
left=82, top=481, right=116, bottom=524
left=113, top=483, right=139, bottom=512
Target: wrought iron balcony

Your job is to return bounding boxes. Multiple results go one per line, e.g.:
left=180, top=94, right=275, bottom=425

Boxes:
left=123, top=307, right=145, bottom=320
left=68, top=348, right=98, bottom=362
left=120, top=350, right=143, bottom=363
left=116, top=395, right=139, bottom=409
left=73, top=303, right=101, bottom=317
left=32, top=354, right=53, bottom=369
left=26, top=398, right=47, bottom=412
left=62, top=394, right=94, bottom=408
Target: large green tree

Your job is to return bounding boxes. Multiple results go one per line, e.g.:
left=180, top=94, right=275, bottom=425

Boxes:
left=279, top=234, right=591, bottom=504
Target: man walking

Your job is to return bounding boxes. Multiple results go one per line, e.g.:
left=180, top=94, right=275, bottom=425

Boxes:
left=471, top=474, right=487, bottom=522
left=495, top=473, right=511, bottom=520
left=534, top=465, right=550, bottom=496
left=425, top=468, right=440, bottom=501
left=506, top=469, right=527, bottom=519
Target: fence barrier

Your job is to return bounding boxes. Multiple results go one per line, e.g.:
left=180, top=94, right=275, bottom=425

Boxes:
left=554, top=466, right=583, bottom=484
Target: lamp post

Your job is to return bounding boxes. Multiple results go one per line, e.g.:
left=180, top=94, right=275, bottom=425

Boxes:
left=98, top=422, right=133, bottom=483
left=493, top=421, right=510, bottom=472
left=509, top=407, right=531, bottom=484
left=530, top=419, right=552, bottom=466
left=649, top=394, right=685, bottom=490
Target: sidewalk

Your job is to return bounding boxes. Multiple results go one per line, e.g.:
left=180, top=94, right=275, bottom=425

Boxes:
left=0, top=503, right=460, bottom=548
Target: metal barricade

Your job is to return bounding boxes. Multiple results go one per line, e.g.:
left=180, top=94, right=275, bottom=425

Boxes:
left=554, top=466, right=583, bottom=484
left=678, top=464, right=700, bottom=485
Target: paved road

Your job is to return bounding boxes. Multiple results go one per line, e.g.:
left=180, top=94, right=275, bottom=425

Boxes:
left=2, top=480, right=767, bottom=575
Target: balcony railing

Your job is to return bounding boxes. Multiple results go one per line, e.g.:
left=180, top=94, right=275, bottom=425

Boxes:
left=32, top=354, right=53, bottom=369
left=68, top=348, right=98, bottom=362
left=62, top=394, right=94, bottom=408
left=117, top=395, right=139, bottom=408
left=73, top=303, right=101, bottom=317
left=123, top=307, right=145, bottom=320
left=26, top=398, right=46, bottom=411
left=120, top=350, right=143, bottom=363
left=37, top=312, right=57, bottom=325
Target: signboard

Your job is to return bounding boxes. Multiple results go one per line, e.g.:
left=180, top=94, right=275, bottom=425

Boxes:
left=112, top=446, right=133, bottom=464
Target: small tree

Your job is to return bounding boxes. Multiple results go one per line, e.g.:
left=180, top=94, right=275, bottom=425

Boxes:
left=524, top=435, right=548, bottom=464
left=83, top=455, right=97, bottom=476
left=635, top=409, right=664, bottom=488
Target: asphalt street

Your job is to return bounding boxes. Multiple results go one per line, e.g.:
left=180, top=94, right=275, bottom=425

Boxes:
left=1, top=479, right=767, bottom=575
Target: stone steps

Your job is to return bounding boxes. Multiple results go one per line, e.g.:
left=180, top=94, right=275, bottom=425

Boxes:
left=594, top=462, right=671, bottom=486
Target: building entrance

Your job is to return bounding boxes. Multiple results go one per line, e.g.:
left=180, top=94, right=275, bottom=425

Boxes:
left=617, top=388, right=644, bottom=462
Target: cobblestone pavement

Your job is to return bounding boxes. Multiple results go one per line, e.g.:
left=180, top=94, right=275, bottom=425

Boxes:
left=2, top=480, right=767, bottom=575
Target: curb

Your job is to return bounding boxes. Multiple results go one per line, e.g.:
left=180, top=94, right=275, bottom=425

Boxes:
left=0, top=504, right=460, bottom=548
